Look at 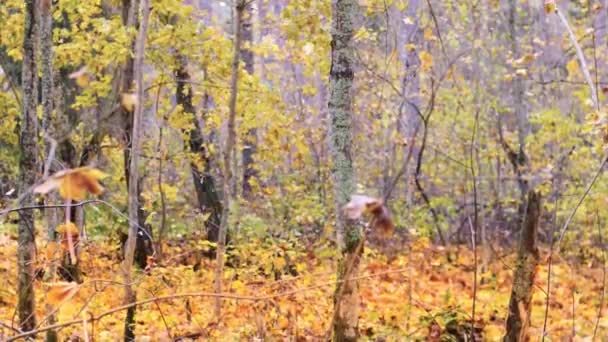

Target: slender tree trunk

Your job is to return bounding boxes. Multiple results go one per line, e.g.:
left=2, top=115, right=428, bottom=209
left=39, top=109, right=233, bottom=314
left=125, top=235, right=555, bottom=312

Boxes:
left=122, top=0, right=150, bottom=340
left=121, top=0, right=152, bottom=271
left=241, top=4, right=257, bottom=198
left=40, top=0, right=59, bottom=340
left=17, top=0, right=39, bottom=333
left=328, top=0, right=360, bottom=340
left=504, top=191, right=541, bottom=341
left=175, top=60, right=223, bottom=259
left=215, top=0, right=245, bottom=317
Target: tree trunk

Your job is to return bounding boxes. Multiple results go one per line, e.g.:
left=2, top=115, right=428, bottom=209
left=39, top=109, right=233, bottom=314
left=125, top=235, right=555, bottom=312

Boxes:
left=175, top=60, right=223, bottom=260
left=122, top=0, right=150, bottom=340
left=40, top=0, right=59, bottom=340
left=241, top=4, right=257, bottom=198
left=121, top=0, right=152, bottom=271
left=215, top=0, right=245, bottom=317
left=17, top=0, right=39, bottom=333
left=504, top=191, right=541, bottom=341
left=328, top=0, right=359, bottom=340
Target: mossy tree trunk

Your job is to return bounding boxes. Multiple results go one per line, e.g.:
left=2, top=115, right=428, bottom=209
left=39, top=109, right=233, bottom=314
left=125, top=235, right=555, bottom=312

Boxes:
left=328, top=0, right=360, bottom=340
left=17, top=0, right=39, bottom=334
left=504, top=191, right=541, bottom=341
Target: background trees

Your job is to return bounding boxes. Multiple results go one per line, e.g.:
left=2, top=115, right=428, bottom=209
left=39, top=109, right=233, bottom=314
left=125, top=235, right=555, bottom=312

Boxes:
left=2, top=0, right=608, bottom=340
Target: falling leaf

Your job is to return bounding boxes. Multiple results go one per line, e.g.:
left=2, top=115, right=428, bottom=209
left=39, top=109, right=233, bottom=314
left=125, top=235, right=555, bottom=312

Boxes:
left=343, top=195, right=381, bottom=220
left=121, top=93, right=137, bottom=113
left=46, top=282, right=80, bottom=305
left=57, top=222, right=79, bottom=264
left=515, top=68, right=528, bottom=77
left=404, top=43, right=416, bottom=52
left=419, top=51, right=433, bottom=71
left=45, top=241, right=58, bottom=260
left=513, top=54, right=536, bottom=66
left=302, top=42, right=314, bottom=55
left=68, top=66, right=90, bottom=87
left=566, top=58, right=579, bottom=77
left=34, top=167, right=107, bottom=201
left=544, top=0, right=556, bottom=13
left=423, top=27, right=435, bottom=41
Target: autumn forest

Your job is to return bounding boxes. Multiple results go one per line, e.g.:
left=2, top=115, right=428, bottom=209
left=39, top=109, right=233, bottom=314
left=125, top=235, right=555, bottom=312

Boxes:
left=1, top=0, right=608, bottom=340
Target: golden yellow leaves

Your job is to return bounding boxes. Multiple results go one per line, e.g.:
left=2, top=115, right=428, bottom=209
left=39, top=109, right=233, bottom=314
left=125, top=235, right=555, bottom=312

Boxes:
left=544, top=0, right=556, bottom=14
left=46, top=282, right=80, bottom=305
left=419, top=51, right=433, bottom=72
left=34, top=167, right=107, bottom=200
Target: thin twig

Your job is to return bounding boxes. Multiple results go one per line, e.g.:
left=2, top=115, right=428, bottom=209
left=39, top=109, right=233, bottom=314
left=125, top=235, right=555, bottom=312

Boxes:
left=555, top=6, right=599, bottom=110
left=593, top=210, right=606, bottom=339
left=556, top=155, right=608, bottom=249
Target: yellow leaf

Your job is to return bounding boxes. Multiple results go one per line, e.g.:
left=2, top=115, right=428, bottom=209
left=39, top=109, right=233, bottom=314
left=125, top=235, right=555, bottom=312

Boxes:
left=544, top=0, right=556, bottom=13
left=419, top=51, right=433, bottom=71
left=424, top=27, right=435, bottom=41
left=45, top=241, right=58, bottom=260
left=515, top=68, right=528, bottom=77
left=56, top=222, right=79, bottom=236
left=566, top=58, right=579, bottom=78
left=513, top=54, right=535, bottom=66
left=404, top=43, right=416, bottom=52
left=68, top=66, right=90, bottom=87
left=121, top=93, right=137, bottom=113
left=46, top=282, right=80, bottom=305
left=273, top=256, right=287, bottom=270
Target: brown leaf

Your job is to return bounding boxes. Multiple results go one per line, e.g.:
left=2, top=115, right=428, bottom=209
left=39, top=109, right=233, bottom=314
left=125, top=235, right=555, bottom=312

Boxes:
left=34, top=167, right=107, bottom=200
left=343, top=195, right=381, bottom=220
left=46, top=282, right=80, bottom=305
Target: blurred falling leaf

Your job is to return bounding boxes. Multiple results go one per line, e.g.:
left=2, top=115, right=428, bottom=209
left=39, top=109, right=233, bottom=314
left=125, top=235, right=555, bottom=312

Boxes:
left=343, top=195, right=381, bottom=220
left=57, top=222, right=79, bottom=264
left=34, top=167, right=107, bottom=201
left=544, top=0, right=556, bottom=13
left=419, top=51, right=433, bottom=71
left=45, top=241, right=58, bottom=260
left=513, top=54, right=535, bottom=66
left=566, top=59, right=579, bottom=77
left=121, top=93, right=137, bottom=113
left=515, top=68, right=528, bottom=77
left=46, top=282, right=80, bottom=305
left=68, top=66, right=90, bottom=87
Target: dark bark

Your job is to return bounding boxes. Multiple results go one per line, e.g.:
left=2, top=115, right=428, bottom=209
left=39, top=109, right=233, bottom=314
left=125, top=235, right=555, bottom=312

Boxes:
left=17, top=0, right=39, bottom=333
left=241, top=4, right=258, bottom=198
left=504, top=191, right=541, bottom=341
left=175, top=61, right=223, bottom=258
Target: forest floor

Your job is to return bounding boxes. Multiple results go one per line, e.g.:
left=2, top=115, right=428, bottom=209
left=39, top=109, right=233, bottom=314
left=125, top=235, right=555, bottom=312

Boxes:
left=0, top=234, right=606, bottom=341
